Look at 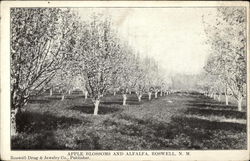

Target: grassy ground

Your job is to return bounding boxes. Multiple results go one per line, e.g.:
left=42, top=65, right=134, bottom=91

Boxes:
left=12, top=92, right=247, bottom=150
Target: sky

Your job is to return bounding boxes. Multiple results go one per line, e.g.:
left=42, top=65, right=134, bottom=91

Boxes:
left=75, top=8, right=217, bottom=76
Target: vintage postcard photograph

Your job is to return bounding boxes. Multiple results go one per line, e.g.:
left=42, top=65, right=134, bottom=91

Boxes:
left=0, top=1, right=249, bottom=161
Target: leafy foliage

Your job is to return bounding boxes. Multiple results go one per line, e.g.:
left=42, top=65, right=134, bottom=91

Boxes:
left=202, top=7, right=247, bottom=111
left=10, top=8, right=78, bottom=109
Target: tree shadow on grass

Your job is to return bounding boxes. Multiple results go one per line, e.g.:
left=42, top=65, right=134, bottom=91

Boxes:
left=16, top=111, right=82, bottom=134
left=12, top=111, right=84, bottom=150
left=28, top=99, right=51, bottom=104
left=103, top=113, right=247, bottom=150
left=28, top=95, right=52, bottom=104
left=66, top=95, right=84, bottom=99
left=12, top=130, right=66, bottom=150
left=46, top=96, right=64, bottom=100
left=166, top=116, right=247, bottom=149
left=170, top=116, right=246, bottom=132
left=69, top=104, right=123, bottom=115
left=101, top=94, right=157, bottom=106
left=186, top=99, right=238, bottom=110
left=101, top=96, right=124, bottom=105
left=101, top=97, right=144, bottom=106
left=101, top=101, right=123, bottom=105
left=185, top=108, right=246, bottom=119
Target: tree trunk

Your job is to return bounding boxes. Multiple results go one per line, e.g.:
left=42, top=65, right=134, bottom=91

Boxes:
left=160, top=91, right=163, bottom=97
left=225, top=84, right=228, bottom=105
left=238, top=98, right=242, bottom=111
left=138, top=94, right=142, bottom=102
left=50, top=88, right=53, bottom=96
left=61, top=95, right=65, bottom=101
left=93, top=100, right=100, bottom=115
left=218, top=93, right=221, bottom=102
left=148, top=92, right=152, bottom=100
left=213, top=93, right=216, bottom=100
left=237, top=93, right=243, bottom=111
left=85, top=91, right=88, bottom=100
left=113, top=91, right=116, bottom=96
left=155, top=92, right=158, bottom=98
left=225, top=93, right=229, bottom=105
left=68, top=90, right=71, bottom=95
left=123, top=94, right=127, bottom=105
left=11, top=108, right=19, bottom=136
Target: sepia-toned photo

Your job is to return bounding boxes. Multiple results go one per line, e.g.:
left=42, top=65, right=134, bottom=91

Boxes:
left=1, top=1, right=249, bottom=161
